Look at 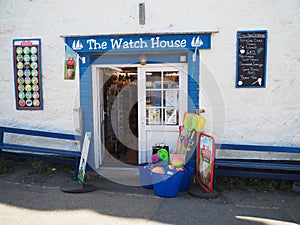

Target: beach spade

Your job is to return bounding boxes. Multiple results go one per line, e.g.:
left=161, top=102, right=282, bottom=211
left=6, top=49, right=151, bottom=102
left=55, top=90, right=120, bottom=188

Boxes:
left=175, top=113, right=198, bottom=154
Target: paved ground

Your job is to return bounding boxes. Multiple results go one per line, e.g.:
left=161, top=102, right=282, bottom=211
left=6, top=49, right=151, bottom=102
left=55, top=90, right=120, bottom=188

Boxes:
left=0, top=162, right=299, bottom=225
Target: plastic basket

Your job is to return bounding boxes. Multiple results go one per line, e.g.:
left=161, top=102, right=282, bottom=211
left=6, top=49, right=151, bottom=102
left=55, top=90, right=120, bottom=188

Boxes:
left=152, top=171, right=184, bottom=197
left=138, top=163, right=153, bottom=189
left=180, top=165, right=195, bottom=191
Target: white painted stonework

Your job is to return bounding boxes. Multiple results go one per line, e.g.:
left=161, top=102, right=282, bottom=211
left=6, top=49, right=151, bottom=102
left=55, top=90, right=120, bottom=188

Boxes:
left=0, top=0, right=299, bottom=159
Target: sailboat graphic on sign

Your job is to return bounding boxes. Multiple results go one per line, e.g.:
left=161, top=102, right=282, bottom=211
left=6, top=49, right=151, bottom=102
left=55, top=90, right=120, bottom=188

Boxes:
left=191, top=36, right=203, bottom=47
left=72, top=40, right=83, bottom=50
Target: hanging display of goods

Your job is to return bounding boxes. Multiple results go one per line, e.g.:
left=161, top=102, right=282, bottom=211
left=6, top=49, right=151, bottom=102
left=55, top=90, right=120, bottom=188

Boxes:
left=13, top=38, right=42, bottom=110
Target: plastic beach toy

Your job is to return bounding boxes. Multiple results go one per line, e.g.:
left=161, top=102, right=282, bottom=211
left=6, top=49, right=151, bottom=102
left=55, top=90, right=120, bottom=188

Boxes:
left=152, top=167, right=165, bottom=174
left=171, top=155, right=184, bottom=167
left=157, top=148, right=169, bottom=164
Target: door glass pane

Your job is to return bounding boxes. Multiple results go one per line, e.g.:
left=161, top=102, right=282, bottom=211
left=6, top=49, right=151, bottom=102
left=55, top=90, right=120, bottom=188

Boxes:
left=146, top=71, right=161, bottom=89
left=145, top=69, right=180, bottom=126
left=146, top=108, right=161, bottom=125
left=146, top=90, right=161, bottom=107
left=163, top=71, right=179, bottom=89
left=164, top=90, right=178, bottom=107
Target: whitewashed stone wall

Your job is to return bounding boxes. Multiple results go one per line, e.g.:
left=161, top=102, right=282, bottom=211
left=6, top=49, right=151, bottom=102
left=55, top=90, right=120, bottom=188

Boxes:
left=0, top=0, right=299, bottom=151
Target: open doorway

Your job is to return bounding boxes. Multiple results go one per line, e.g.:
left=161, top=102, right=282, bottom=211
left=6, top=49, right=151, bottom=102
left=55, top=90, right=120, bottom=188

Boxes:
left=102, top=67, right=138, bottom=166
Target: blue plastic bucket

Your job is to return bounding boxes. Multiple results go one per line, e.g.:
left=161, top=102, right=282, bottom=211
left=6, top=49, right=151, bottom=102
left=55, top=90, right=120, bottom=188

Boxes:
left=152, top=171, right=184, bottom=197
left=180, top=165, right=195, bottom=191
left=138, top=163, right=153, bottom=189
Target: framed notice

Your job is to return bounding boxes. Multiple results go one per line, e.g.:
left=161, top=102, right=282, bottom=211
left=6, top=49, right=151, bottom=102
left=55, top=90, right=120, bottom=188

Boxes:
left=13, top=39, right=43, bottom=110
left=236, top=30, right=267, bottom=88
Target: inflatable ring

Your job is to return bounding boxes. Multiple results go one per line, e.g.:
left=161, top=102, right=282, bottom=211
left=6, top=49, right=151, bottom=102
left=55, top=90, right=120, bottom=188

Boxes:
left=157, top=148, right=168, bottom=163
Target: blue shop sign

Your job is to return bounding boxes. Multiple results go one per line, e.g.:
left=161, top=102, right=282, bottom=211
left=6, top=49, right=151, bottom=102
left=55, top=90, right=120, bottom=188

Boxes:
left=65, top=33, right=211, bottom=53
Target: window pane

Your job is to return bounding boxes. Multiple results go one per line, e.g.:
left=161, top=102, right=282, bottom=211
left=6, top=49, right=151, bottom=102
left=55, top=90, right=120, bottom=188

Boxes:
left=147, top=108, right=161, bottom=125
left=146, top=71, right=161, bottom=89
left=164, top=90, right=178, bottom=107
left=163, top=71, right=179, bottom=89
left=164, top=108, right=178, bottom=125
left=146, top=90, right=161, bottom=107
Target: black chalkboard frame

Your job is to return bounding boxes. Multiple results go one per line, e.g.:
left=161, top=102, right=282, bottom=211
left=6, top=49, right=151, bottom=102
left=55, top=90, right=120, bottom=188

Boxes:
left=236, top=30, right=268, bottom=88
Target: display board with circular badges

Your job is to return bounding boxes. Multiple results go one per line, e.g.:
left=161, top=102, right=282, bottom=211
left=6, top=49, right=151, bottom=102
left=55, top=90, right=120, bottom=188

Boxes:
left=13, top=39, right=43, bottom=110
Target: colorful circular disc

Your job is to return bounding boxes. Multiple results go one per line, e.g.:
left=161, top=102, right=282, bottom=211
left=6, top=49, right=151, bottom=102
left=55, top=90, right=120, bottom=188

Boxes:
left=16, top=47, right=23, bottom=54
left=23, top=54, right=30, bottom=62
left=33, top=92, right=39, bottom=99
left=32, top=84, right=39, bottom=92
left=18, top=84, right=24, bottom=92
left=17, top=62, right=24, bottom=69
left=26, top=99, right=32, bottom=106
left=31, top=69, right=38, bottom=76
left=17, top=70, right=24, bottom=76
left=24, top=62, right=30, bottom=69
left=25, top=84, right=32, bottom=92
left=25, top=77, right=31, bottom=85
left=19, top=99, right=25, bottom=107
left=31, top=54, right=37, bottom=62
left=31, top=62, right=38, bottom=69
left=16, top=54, right=23, bottom=62
left=25, top=92, right=32, bottom=99
left=17, top=77, right=24, bottom=84
left=33, top=99, right=40, bottom=107
left=18, top=91, right=25, bottom=99
left=32, top=77, right=38, bottom=84
left=31, top=46, right=37, bottom=54
left=23, top=47, right=30, bottom=54
left=24, top=69, right=31, bottom=76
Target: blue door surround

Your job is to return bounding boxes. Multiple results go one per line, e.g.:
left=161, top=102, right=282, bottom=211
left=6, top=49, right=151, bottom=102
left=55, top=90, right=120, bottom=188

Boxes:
left=65, top=32, right=212, bottom=167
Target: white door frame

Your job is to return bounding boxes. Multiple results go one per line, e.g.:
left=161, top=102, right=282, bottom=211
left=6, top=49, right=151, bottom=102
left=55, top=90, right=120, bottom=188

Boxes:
left=92, top=64, right=139, bottom=168
left=92, top=63, right=188, bottom=168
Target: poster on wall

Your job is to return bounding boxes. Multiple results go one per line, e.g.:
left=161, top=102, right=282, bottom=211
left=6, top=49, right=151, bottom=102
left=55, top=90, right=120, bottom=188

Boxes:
left=196, top=133, right=215, bottom=193
left=64, top=44, right=78, bottom=80
left=13, top=39, right=43, bottom=110
left=236, top=30, right=267, bottom=88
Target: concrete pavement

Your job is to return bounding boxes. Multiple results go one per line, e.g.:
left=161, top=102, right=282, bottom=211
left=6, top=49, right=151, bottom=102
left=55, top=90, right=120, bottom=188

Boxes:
left=0, top=163, right=299, bottom=225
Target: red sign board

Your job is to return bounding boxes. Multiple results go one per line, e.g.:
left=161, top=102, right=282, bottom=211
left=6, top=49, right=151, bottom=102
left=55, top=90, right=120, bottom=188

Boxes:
left=196, top=133, right=215, bottom=192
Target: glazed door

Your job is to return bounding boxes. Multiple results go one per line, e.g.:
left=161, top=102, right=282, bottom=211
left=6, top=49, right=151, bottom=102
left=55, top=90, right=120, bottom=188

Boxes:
left=138, top=64, right=187, bottom=163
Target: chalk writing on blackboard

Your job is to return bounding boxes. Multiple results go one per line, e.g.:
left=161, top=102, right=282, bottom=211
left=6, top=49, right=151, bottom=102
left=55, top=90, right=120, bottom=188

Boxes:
left=236, top=31, right=267, bottom=88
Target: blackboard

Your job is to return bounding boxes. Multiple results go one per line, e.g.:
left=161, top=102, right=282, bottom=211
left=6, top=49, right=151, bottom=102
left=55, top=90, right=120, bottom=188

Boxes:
left=236, top=31, right=267, bottom=88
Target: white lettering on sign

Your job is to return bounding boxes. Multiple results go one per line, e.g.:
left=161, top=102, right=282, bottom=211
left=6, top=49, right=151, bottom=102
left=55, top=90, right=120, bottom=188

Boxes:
left=151, top=37, right=186, bottom=48
left=80, top=36, right=192, bottom=51
left=87, top=39, right=107, bottom=50
left=110, top=38, right=148, bottom=49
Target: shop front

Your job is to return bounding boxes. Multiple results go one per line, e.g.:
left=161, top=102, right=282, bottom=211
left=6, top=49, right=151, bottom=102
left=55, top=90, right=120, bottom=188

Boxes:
left=65, top=33, right=212, bottom=169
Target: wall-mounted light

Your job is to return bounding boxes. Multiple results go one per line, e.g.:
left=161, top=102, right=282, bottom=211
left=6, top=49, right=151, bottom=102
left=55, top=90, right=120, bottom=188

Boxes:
left=79, top=56, right=86, bottom=64
left=139, top=54, right=147, bottom=65
left=139, top=3, right=145, bottom=25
